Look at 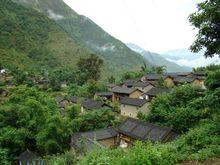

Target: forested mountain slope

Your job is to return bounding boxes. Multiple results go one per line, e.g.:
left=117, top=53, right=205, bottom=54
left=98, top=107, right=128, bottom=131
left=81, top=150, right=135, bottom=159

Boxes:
left=0, top=0, right=91, bottom=73
left=13, top=0, right=151, bottom=77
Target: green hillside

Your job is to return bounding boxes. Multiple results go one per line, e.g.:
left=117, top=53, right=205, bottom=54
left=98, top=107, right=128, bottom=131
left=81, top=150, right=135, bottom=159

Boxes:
left=13, top=0, right=151, bottom=78
left=0, top=0, right=92, bottom=73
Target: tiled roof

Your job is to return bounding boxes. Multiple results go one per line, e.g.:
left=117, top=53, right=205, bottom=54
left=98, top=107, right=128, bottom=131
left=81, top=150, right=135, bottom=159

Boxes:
left=133, top=81, right=151, bottom=87
left=123, top=79, right=139, bottom=86
left=16, top=150, right=38, bottom=162
left=145, top=74, right=161, bottom=80
left=71, top=127, right=118, bottom=151
left=55, top=95, right=65, bottom=103
left=106, top=83, right=117, bottom=88
left=81, top=99, right=104, bottom=110
left=73, top=127, right=118, bottom=141
left=117, top=118, right=175, bottom=142
left=69, top=96, right=78, bottom=103
left=193, top=71, right=205, bottom=76
left=173, top=77, right=195, bottom=83
left=96, top=92, right=113, bottom=97
left=120, top=97, right=148, bottom=107
left=164, top=72, right=192, bottom=77
left=144, top=88, right=169, bottom=97
left=112, top=86, right=138, bottom=94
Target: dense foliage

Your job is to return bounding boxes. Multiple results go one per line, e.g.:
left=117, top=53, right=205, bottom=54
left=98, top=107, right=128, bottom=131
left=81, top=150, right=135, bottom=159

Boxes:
left=79, top=115, right=220, bottom=164
left=0, top=0, right=91, bottom=75
left=0, top=86, right=71, bottom=161
left=189, top=0, right=220, bottom=57
left=76, top=54, right=104, bottom=83
left=0, top=84, right=117, bottom=163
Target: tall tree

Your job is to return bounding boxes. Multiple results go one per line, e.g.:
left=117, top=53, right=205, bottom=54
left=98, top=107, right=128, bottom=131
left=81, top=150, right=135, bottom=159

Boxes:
left=77, top=54, right=103, bottom=83
left=189, top=0, right=220, bottom=57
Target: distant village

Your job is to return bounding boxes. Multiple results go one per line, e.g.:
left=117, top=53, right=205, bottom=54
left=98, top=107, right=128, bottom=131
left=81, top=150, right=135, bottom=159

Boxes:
left=0, top=69, right=206, bottom=163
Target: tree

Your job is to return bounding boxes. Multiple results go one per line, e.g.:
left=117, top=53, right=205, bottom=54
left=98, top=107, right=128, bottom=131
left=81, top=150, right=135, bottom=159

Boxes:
left=189, top=0, right=220, bottom=57
left=77, top=54, right=103, bottom=83
left=154, top=65, right=166, bottom=75
left=148, top=85, right=206, bottom=132
left=0, top=86, right=72, bottom=162
left=79, top=109, right=116, bottom=131
left=205, top=65, right=220, bottom=90
left=108, top=75, right=116, bottom=83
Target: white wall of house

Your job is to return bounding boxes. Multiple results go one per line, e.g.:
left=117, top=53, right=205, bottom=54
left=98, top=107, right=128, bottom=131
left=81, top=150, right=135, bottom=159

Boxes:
left=120, top=103, right=150, bottom=118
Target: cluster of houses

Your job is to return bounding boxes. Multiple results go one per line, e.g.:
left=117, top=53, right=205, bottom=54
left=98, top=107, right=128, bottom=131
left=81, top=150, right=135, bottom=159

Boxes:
left=71, top=118, right=178, bottom=153
left=14, top=71, right=206, bottom=163
left=66, top=72, right=205, bottom=153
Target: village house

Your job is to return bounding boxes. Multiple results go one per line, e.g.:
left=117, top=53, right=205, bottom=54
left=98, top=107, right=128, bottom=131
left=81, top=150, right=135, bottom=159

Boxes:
left=133, top=81, right=155, bottom=93
left=173, top=76, right=204, bottom=86
left=120, top=97, right=150, bottom=118
left=117, top=118, right=178, bottom=148
left=141, top=74, right=161, bottom=85
left=71, top=118, right=178, bottom=153
left=106, top=83, right=117, bottom=90
left=122, top=79, right=140, bottom=88
left=193, top=71, right=205, bottom=77
left=95, top=92, right=113, bottom=101
left=71, top=127, right=118, bottom=153
left=141, top=87, right=169, bottom=101
left=168, top=72, right=193, bottom=78
left=122, top=79, right=154, bottom=93
left=164, top=75, right=175, bottom=88
left=68, top=96, right=79, bottom=104
left=81, top=99, right=106, bottom=113
left=55, top=95, right=69, bottom=109
left=16, top=150, right=44, bottom=165
left=112, top=86, right=143, bottom=102
left=55, top=95, right=78, bottom=116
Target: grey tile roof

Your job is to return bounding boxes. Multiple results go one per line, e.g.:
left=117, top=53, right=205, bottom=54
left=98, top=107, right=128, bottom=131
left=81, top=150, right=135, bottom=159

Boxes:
left=164, top=72, right=192, bottom=77
left=16, top=150, right=38, bottom=162
left=71, top=135, right=104, bottom=152
left=193, top=71, right=205, bottom=76
left=69, top=96, right=78, bottom=103
left=117, top=118, right=174, bottom=142
left=123, top=79, right=139, bottom=86
left=133, top=81, right=151, bottom=87
left=112, top=86, right=138, bottom=94
left=55, top=95, right=65, bottom=103
left=75, top=127, right=118, bottom=141
left=59, top=102, right=66, bottom=108
left=194, top=76, right=205, bottom=80
left=144, top=88, right=169, bottom=97
left=120, top=97, right=148, bottom=107
left=96, top=92, right=113, bottom=97
left=71, top=127, right=118, bottom=152
left=81, top=99, right=104, bottom=110
left=106, top=83, right=117, bottom=88
left=145, top=74, right=161, bottom=80
left=173, top=77, right=195, bottom=83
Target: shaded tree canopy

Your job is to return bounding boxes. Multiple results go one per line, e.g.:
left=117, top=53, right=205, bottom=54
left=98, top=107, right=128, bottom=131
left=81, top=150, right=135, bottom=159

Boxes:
left=189, top=0, right=220, bottom=57
left=77, top=54, right=104, bottom=83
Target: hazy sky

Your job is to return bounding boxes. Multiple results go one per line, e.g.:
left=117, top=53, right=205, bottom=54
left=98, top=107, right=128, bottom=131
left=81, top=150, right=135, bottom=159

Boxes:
left=63, top=0, right=202, bottom=53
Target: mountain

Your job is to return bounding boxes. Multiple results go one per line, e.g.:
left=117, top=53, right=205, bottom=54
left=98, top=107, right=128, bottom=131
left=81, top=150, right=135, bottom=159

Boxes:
left=126, top=43, right=190, bottom=72
left=161, top=49, right=220, bottom=68
left=0, top=0, right=91, bottom=72
left=13, top=0, right=151, bottom=78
